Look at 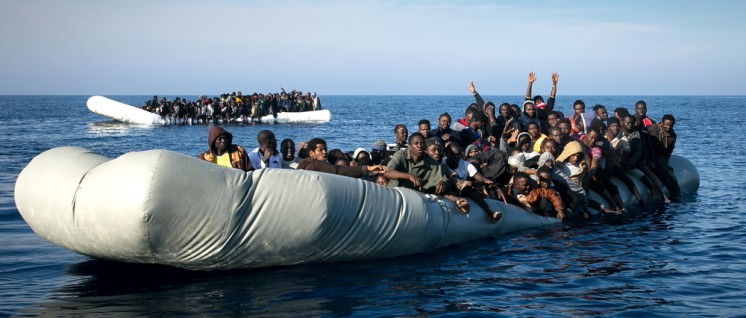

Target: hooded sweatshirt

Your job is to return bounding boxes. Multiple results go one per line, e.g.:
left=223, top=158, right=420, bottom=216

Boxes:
left=198, top=126, right=252, bottom=171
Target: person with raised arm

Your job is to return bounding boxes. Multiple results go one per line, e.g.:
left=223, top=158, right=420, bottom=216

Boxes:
left=524, top=72, right=559, bottom=132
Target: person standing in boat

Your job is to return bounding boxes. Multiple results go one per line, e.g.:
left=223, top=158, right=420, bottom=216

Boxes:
left=634, top=100, right=656, bottom=129
left=248, top=130, right=282, bottom=169
left=647, top=114, right=681, bottom=201
left=198, top=126, right=252, bottom=172
left=297, top=138, right=388, bottom=178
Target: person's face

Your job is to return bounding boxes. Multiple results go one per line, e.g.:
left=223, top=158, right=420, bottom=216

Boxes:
left=519, top=137, right=531, bottom=152
left=513, top=177, right=530, bottom=194
left=607, top=123, right=620, bottom=137
left=558, top=123, right=571, bottom=136
left=524, top=104, right=536, bottom=117
left=438, top=116, right=450, bottom=130
left=499, top=105, right=510, bottom=118
left=309, top=144, right=327, bottom=161
left=356, top=151, right=371, bottom=162
left=283, top=143, right=295, bottom=160
left=574, top=103, right=585, bottom=115
left=375, top=175, right=389, bottom=186
left=419, top=123, right=430, bottom=136
left=635, top=103, right=647, bottom=117
left=510, top=106, right=521, bottom=117
left=408, top=135, right=425, bottom=159
left=661, top=119, right=674, bottom=133
left=549, top=130, right=562, bottom=143
left=214, top=134, right=228, bottom=153
left=537, top=172, right=553, bottom=189
left=395, top=127, right=408, bottom=143
left=596, top=108, right=608, bottom=120
left=426, top=144, right=442, bottom=161
left=542, top=141, right=556, bottom=155
left=584, top=130, right=598, bottom=147
left=527, top=124, right=540, bottom=138
left=567, top=153, right=582, bottom=165
left=467, top=148, right=478, bottom=158
left=622, top=117, right=634, bottom=132
left=548, top=114, right=559, bottom=127
left=597, top=125, right=606, bottom=138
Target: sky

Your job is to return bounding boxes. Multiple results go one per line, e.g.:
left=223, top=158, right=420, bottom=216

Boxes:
left=1, top=0, right=745, bottom=95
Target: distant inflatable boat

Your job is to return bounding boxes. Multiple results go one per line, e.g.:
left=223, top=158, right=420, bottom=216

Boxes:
left=14, top=148, right=698, bottom=271
left=86, top=95, right=332, bottom=125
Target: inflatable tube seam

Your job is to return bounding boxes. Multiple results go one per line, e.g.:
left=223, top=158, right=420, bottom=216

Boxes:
left=70, top=160, right=108, bottom=225
left=144, top=150, right=167, bottom=261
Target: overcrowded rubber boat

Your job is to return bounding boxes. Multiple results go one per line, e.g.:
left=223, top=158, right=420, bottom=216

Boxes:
left=14, top=146, right=698, bottom=271
left=87, top=95, right=332, bottom=125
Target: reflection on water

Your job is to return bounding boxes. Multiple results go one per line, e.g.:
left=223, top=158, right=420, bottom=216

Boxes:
left=87, top=121, right=155, bottom=137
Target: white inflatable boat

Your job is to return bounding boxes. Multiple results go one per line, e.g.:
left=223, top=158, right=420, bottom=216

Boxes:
left=14, top=148, right=698, bottom=271
left=86, top=95, right=332, bottom=125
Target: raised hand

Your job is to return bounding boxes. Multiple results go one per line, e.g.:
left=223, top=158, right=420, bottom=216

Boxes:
left=468, top=81, right=476, bottom=94
left=528, top=72, right=536, bottom=84
left=552, top=72, right=559, bottom=84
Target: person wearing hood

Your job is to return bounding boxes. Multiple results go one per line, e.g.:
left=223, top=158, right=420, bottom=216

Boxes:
left=518, top=100, right=542, bottom=132
left=198, top=126, right=252, bottom=171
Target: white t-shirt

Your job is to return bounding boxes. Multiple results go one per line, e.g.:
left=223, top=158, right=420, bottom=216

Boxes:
left=444, top=159, right=478, bottom=180
left=248, top=147, right=282, bottom=169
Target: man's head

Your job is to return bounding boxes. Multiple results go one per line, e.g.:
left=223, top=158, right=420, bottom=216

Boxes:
left=425, top=137, right=444, bottom=161
left=407, top=132, right=426, bottom=160
left=614, top=107, right=630, bottom=119
left=280, top=139, right=295, bottom=161
left=635, top=100, right=648, bottom=117
left=523, top=100, right=536, bottom=118
left=541, top=138, right=559, bottom=157
left=661, top=114, right=676, bottom=133
left=593, top=105, right=608, bottom=120
left=607, top=117, right=620, bottom=137
left=536, top=166, right=553, bottom=189
left=418, top=119, right=431, bottom=137
left=208, top=126, right=232, bottom=155
left=547, top=126, right=562, bottom=144
left=394, top=124, right=408, bottom=145
left=622, top=114, right=636, bottom=133
left=547, top=111, right=560, bottom=128
left=558, top=118, right=572, bottom=136
left=512, top=171, right=532, bottom=194
left=306, top=138, right=327, bottom=161
left=438, top=113, right=451, bottom=130
left=573, top=100, right=586, bottom=115
left=471, top=111, right=486, bottom=129
left=257, top=130, right=277, bottom=150
left=527, top=122, right=541, bottom=139
left=445, top=142, right=463, bottom=167
left=498, top=103, right=511, bottom=118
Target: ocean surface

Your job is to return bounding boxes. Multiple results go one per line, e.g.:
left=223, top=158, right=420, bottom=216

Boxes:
left=1, top=95, right=744, bottom=317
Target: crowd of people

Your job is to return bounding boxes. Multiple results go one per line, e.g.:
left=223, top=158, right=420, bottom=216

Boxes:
left=141, top=89, right=321, bottom=124
left=198, top=73, right=681, bottom=222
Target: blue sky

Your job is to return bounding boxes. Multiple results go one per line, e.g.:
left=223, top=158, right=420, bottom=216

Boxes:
left=2, top=0, right=744, bottom=95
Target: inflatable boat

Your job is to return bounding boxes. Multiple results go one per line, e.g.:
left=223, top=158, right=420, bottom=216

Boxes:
left=14, top=147, right=698, bottom=271
left=87, top=96, right=332, bottom=125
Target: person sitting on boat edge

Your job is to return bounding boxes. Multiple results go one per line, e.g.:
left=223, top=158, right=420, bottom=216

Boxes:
left=198, top=126, right=252, bottom=171
left=384, top=132, right=449, bottom=195
left=509, top=171, right=566, bottom=220
left=443, top=142, right=505, bottom=223
left=646, top=114, right=681, bottom=201
left=248, top=130, right=282, bottom=169
left=297, top=138, right=388, bottom=178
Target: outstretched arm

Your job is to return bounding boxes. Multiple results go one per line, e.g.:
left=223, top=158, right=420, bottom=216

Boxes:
left=525, top=72, right=536, bottom=101
left=468, top=81, right=485, bottom=111
left=550, top=72, right=558, bottom=99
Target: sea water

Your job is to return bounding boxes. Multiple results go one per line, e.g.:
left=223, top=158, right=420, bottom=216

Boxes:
left=1, top=95, right=744, bottom=316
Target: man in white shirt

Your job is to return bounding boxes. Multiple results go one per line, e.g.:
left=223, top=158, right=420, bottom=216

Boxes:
left=248, top=130, right=282, bottom=169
